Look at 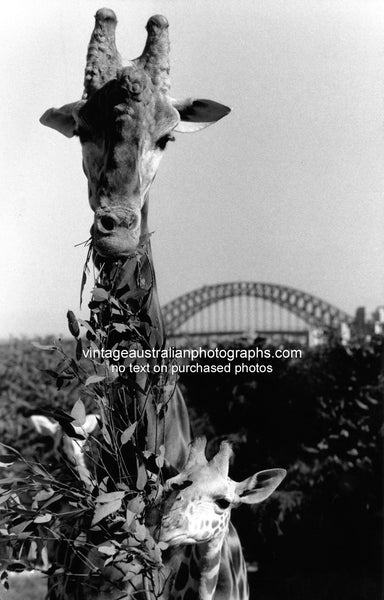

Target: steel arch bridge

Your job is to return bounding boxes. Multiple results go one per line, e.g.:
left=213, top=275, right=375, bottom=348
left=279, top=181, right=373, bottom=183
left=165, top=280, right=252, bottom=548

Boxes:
left=162, top=282, right=353, bottom=334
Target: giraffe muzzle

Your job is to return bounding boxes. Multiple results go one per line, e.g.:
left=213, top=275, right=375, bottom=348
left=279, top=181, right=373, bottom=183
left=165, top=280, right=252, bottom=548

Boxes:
left=92, top=209, right=141, bottom=257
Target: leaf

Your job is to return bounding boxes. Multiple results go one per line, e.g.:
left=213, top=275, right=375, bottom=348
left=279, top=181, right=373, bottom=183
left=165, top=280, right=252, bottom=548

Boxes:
left=31, top=342, right=57, bottom=351
left=92, top=288, right=109, bottom=302
left=121, top=558, right=142, bottom=580
left=80, top=271, right=87, bottom=309
left=114, top=323, right=128, bottom=334
left=101, top=426, right=112, bottom=446
left=78, top=319, right=96, bottom=336
left=71, top=399, right=86, bottom=427
left=347, top=448, right=359, bottom=456
left=365, top=394, right=378, bottom=405
left=125, top=289, right=148, bottom=301
left=121, top=423, right=137, bottom=446
left=0, top=492, right=12, bottom=506
left=116, top=256, right=138, bottom=291
left=85, top=375, right=106, bottom=386
left=136, top=464, right=148, bottom=491
left=125, top=508, right=135, bottom=527
left=67, top=310, right=80, bottom=338
left=133, top=522, right=147, bottom=541
left=98, top=542, right=118, bottom=556
left=27, top=541, right=37, bottom=562
left=355, top=399, right=369, bottom=411
left=48, top=408, right=74, bottom=423
left=73, top=532, right=87, bottom=547
left=34, top=490, right=55, bottom=503
left=42, top=369, right=59, bottom=379
left=91, top=498, right=122, bottom=526
left=34, top=513, right=52, bottom=524
left=76, top=338, right=83, bottom=362
left=127, top=496, right=145, bottom=514
left=80, top=243, right=92, bottom=308
left=302, top=446, right=319, bottom=455
left=40, top=494, right=63, bottom=510
left=155, top=445, right=165, bottom=469
left=10, top=521, right=33, bottom=535
left=0, top=455, right=17, bottom=468
left=149, top=329, right=161, bottom=349
left=96, top=491, right=125, bottom=504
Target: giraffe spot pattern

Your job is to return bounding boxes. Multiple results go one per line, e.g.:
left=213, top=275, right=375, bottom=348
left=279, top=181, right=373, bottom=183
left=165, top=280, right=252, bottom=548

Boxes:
left=238, top=577, right=245, bottom=598
left=205, top=573, right=217, bottom=594
left=231, top=544, right=241, bottom=571
left=174, top=561, right=189, bottom=591
left=183, top=589, right=199, bottom=600
left=189, top=552, right=200, bottom=581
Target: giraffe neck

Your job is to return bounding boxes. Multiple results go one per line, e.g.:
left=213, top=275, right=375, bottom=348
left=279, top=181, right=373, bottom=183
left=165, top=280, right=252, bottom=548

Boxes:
left=170, top=532, right=226, bottom=600
left=91, top=237, right=190, bottom=470
left=94, top=237, right=165, bottom=346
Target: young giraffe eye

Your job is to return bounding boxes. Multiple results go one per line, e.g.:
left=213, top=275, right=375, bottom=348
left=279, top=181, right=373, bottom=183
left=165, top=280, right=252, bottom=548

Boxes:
left=214, top=498, right=231, bottom=510
left=156, top=134, right=175, bottom=150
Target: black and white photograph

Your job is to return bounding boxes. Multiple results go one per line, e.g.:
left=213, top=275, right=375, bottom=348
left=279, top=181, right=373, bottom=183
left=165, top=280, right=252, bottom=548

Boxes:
left=1, top=1, right=383, bottom=599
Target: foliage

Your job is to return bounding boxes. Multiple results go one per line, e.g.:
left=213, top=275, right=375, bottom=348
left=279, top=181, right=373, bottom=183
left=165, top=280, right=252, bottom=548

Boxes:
left=0, top=249, right=175, bottom=599
left=1, top=325, right=382, bottom=594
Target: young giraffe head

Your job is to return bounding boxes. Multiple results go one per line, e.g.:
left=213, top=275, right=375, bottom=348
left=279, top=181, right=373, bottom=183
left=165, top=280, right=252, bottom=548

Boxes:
left=159, top=437, right=286, bottom=547
left=40, top=8, right=230, bottom=258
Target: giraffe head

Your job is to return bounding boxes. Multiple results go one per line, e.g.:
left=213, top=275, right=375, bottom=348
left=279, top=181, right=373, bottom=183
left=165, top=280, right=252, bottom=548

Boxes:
left=159, top=437, right=286, bottom=547
left=40, top=9, right=230, bottom=258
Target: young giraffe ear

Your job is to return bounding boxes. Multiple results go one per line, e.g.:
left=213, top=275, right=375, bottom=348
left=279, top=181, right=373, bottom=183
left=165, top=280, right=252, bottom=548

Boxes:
left=40, top=100, right=84, bottom=138
left=235, top=468, right=287, bottom=505
left=172, top=98, right=231, bottom=133
left=30, top=415, right=60, bottom=437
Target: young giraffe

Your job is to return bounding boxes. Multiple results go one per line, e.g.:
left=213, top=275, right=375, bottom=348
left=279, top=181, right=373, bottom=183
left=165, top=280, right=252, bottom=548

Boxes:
left=155, top=438, right=286, bottom=600
left=40, top=8, right=230, bottom=471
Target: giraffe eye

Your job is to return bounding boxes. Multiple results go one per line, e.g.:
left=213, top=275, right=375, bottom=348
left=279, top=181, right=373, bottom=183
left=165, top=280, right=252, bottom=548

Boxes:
left=156, top=134, right=175, bottom=150
left=215, top=498, right=231, bottom=510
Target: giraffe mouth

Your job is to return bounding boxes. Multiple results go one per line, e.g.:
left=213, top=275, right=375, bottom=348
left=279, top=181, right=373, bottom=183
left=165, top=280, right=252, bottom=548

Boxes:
left=159, top=531, right=195, bottom=547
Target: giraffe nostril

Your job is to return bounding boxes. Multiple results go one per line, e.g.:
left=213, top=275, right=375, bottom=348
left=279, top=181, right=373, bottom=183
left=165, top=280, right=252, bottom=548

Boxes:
left=95, top=213, right=121, bottom=234
left=100, top=215, right=116, bottom=231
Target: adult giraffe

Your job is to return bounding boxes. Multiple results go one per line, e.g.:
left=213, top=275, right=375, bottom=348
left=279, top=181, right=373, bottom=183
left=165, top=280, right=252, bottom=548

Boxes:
left=39, top=8, right=236, bottom=599
left=41, top=7, right=229, bottom=466
left=41, top=8, right=230, bottom=472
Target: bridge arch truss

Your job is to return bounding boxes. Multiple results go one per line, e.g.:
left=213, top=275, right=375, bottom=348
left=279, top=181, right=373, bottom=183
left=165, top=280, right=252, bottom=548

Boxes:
left=162, top=282, right=353, bottom=334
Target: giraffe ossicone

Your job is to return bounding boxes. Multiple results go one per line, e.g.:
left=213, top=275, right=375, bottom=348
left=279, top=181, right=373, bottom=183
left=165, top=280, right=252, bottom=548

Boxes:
left=40, top=7, right=230, bottom=259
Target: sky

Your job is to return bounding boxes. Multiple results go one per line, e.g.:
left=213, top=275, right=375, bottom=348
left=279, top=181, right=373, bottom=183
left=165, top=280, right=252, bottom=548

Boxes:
left=1, top=0, right=383, bottom=338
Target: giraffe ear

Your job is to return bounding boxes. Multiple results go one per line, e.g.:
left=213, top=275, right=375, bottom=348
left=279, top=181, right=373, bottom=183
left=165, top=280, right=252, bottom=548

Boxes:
left=30, top=415, right=60, bottom=437
left=235, top=469, right=286, bottom=505
left=40, top=101, right=83, bottom=138
left=172, top=98, right=231, bottom=133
